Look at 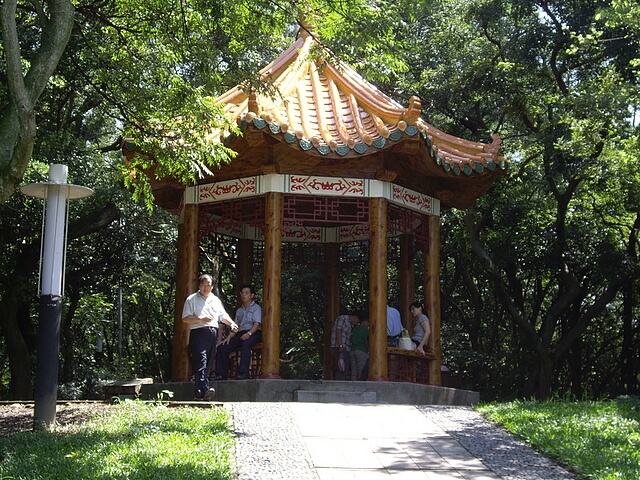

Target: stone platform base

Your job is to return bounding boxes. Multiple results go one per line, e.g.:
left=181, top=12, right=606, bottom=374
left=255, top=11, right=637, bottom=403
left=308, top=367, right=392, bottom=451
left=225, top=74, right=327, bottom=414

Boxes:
left=137, top=379, right=479, bottom=405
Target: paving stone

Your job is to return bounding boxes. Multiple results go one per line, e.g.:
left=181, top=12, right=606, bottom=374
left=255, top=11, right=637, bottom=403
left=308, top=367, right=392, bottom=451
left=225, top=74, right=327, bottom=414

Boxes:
left=229, top=403, right=576, bottom=480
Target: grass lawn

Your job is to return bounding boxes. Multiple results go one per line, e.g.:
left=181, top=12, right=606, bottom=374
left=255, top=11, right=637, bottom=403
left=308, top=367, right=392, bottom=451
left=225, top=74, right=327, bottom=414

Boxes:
left=0, top=401, right=234, bottom=480
left=476, top=396, right=640, bottom=480
left=2, top=396, right=638, bottom=480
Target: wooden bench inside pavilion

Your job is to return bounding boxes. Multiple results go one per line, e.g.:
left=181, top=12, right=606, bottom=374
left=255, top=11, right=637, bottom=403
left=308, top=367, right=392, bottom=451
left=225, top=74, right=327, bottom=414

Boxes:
left=122, top=24, right=507, bottom=390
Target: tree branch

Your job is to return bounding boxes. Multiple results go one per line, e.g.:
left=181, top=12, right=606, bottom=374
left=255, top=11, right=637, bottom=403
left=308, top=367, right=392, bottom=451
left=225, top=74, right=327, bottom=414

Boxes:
left=1, top=0, right=30, bottom=118
left=464, top=210, right=542, bottom=350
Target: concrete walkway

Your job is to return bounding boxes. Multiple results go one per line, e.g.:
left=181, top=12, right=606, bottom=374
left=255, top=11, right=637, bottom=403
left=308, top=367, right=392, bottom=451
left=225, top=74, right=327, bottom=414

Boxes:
left=230, top=403, right=577, bottom=480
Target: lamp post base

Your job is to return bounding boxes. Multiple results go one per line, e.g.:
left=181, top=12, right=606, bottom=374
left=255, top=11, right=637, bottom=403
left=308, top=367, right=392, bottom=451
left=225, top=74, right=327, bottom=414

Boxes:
left=33, top=295, right=62, bottom=431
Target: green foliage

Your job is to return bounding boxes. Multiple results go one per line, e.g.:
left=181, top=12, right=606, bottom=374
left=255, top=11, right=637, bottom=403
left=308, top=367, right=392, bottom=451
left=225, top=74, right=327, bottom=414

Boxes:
left=0, top=138, right=180, bottom=398
left=0, top=401, right=234, bottom=480
left=64, top=0, right=315, bottom=207
left=279, top=247, right=326, bottom=379
left=2, top=0, right=640, bottom=401
left=477, top=397, right=640, bottom=479
left=397, top=0, right=640, bottom=400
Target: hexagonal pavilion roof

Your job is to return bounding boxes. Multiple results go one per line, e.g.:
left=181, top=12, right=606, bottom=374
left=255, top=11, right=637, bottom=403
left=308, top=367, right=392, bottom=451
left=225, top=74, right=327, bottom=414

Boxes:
left=131, top=26, right=506, bottom=211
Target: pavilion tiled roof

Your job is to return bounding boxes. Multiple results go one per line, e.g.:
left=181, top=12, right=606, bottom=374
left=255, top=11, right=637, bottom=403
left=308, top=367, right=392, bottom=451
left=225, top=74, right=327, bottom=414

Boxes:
left=215, top=27, right=507, bottom=176
left=125, top=25, right=507, bottom=211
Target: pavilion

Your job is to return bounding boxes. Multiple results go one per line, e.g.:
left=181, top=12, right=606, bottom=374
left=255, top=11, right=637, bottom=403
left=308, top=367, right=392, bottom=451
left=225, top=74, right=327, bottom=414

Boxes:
left=122, top=25, right=507, bottom=385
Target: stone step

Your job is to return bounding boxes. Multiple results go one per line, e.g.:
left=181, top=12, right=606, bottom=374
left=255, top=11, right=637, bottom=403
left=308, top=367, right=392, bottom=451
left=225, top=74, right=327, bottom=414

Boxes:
left=294, top=389, right=377, bottom=403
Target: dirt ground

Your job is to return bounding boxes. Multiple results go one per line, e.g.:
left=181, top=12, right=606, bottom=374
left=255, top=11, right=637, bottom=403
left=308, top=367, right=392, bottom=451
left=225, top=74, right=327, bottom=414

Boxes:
left=0, top=402, right=112, bottom=436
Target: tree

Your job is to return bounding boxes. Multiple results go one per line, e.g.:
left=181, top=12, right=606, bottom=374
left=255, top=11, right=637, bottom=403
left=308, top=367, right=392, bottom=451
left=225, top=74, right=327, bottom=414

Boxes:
left=0, top=0, right=393, bottom=398
left=0, top=0, right=314, bottom=204
left=0, top=0, right=75, bottom=202
left=2, top=0, right=380, bottom=206
left=400, top=0, right=640, bottom=398
left=3, top=0, right=638, bottom=401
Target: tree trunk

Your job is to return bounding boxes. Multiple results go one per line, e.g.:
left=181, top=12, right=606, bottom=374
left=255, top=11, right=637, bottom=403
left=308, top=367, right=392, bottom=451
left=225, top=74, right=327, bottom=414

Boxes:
left=566, top=306, right=583, bottom=399
left=622, top=212, right=640, bottom=394
left=60, top=280, right=81, bottom=384
left=0, top=0, right=75, bottom=202
left=0, top=297, right=33, bottom=399
left=535, top=353, right=555, bottom=400
left=464, top=208, right=622, bottom=400
left=0, top=203, right=120, bottom=398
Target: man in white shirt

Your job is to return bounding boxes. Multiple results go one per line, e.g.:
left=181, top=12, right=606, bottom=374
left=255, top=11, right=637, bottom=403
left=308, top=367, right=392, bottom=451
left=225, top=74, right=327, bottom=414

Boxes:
left=182, top=274, right=237, bottom=399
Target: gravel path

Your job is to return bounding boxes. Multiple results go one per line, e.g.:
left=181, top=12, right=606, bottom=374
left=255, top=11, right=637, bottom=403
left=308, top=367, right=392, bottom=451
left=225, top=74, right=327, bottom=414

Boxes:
left=230, top=403, right=577, bottom=480
left=417, top=406, right=577, bottom=480
left=0, top=402, right=578, bottom=480
left=229, top=403, right=319, bottom=480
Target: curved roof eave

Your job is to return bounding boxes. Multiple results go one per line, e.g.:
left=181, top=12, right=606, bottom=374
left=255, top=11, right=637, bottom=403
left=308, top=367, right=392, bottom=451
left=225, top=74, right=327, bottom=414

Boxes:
left=211, top=26, right=507, bottom=185
left=129, top=26, right=507, bottom=212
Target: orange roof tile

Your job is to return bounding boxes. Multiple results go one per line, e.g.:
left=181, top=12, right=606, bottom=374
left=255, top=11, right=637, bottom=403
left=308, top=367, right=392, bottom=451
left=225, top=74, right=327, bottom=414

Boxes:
left=215, top=27, right=507, bottom=173
left=127, top=26, right=507, bottom=211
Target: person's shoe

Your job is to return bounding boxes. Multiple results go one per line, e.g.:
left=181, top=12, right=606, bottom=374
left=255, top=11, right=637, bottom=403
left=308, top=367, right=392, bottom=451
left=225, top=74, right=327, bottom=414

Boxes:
left=203, top=388, right=216, bottom=401
left=210, top=375, right=226, bottom=381
left=236, top=374, right=250, bottom=380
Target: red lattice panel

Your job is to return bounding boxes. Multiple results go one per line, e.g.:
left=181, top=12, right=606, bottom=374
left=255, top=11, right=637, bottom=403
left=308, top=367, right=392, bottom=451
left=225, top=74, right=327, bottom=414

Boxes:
left=227, top=343, right=263, bottom=379
left=283, top=195, right=369, bottom=226
left=388, top=205, right=431, bottom=246
left=198, top=195, right=433, bottom=246
left=200, top=197, right=265, bottom=236
left=387, top=349, right=432, bottom=384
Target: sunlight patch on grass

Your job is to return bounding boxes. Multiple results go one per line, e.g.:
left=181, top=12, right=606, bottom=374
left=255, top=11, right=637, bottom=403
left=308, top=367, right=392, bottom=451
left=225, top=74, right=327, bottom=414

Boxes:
left=476, top=396, right=640, bottom=480
left=0, top=401, right=234, bottom=480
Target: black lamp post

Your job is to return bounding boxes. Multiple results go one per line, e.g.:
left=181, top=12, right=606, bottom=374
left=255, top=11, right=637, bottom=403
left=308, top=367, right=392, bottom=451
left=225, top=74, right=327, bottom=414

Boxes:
left=21, top=164, right=93, bottom=430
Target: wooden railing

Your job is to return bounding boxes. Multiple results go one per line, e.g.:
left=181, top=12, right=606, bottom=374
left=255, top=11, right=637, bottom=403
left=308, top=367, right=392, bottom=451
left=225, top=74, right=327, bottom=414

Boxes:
left=224, top=344, right=435, bottom=383
left=228, top=342, right=263, bottom=379
left=387, top=347, right=436, bottom=384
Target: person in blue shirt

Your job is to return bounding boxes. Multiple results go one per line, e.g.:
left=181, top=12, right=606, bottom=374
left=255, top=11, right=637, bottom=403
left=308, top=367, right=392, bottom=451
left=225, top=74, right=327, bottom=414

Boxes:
left=386, top=305, right=403, bottom=347
left=212, top=284, right=262, bottom=380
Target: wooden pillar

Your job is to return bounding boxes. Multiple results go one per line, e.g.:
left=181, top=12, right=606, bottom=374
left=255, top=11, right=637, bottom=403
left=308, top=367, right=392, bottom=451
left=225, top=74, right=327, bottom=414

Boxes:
left=323, top=243, right=340, bottom=379
left=425, top=215, right=442, bottom=385
left=399, top=234, right=415, bottom=332
left=368, top=197, right=388, bottom=381
left=237, top=238, right=254, bottom=288
left=260, top=192, right=282, bottom=379
left=172, top=203, right=199, bottom=382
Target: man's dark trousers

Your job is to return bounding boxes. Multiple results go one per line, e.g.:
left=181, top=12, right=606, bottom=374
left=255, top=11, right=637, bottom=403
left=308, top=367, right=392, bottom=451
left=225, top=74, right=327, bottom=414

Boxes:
left=189, top=326, right=217, bottom=397
left=216, top=330, right=262, bottom=377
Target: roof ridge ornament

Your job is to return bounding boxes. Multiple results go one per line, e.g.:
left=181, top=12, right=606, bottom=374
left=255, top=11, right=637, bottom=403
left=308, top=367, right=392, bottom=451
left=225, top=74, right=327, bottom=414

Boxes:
left=297, top=7, right=317, bottom=39
left=485, top=133, right=502, bottom=154
left=248, top=91, right=259, bottom=114
left=298, top=21, right=315, bottom=39
left=402, top=96, right=422, bottom=125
